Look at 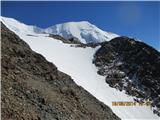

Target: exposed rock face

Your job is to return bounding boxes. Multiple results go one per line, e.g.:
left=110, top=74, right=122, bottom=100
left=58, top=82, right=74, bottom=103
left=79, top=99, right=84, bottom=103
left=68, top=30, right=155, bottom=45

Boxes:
left=93, top=36, right=160, bottom=116
left=1, top=23, right=120, bottom=120
left=49, top=34, right=99, bottom=48
left=49, top=34, right=81, bottom=44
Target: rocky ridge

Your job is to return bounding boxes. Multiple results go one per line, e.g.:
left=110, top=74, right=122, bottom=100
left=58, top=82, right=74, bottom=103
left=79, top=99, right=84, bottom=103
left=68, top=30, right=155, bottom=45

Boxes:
left=93, top=36, right=160, bottom=116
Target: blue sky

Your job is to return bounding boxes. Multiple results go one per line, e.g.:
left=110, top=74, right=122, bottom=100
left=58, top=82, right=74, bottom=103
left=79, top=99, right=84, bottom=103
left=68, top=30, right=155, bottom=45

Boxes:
left=1, top=1, right=160, bottom=51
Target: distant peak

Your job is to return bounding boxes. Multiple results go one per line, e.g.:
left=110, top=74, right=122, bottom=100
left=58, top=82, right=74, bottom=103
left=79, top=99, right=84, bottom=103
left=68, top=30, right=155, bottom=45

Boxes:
left=59, top=21, right=91, bottom=24
left=51, top=21, right=93, bottom=28
left=71, top=21, right=91, bottom=25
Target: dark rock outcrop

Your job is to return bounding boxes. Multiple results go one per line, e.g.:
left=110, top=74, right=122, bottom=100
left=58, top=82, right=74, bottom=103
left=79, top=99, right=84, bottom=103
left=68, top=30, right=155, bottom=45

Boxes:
left=49, top=34, right=99, bottom=48
left=49, top=34, right=82, bottom=44
left=1, top=22, right=120, bottom=120
left=93, top=36, right=160, bottom=116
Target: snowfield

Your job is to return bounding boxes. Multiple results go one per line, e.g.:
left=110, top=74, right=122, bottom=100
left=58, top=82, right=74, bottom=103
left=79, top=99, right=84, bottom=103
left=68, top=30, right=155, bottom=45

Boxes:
left=1, top=16, right=160, bottom=120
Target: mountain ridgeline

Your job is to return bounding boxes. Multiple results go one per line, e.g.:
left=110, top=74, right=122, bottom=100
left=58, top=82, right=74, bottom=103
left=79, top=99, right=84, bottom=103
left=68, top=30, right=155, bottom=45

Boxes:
left=93, top=37, right=160, bottom=116
left=1, top=16, right=119, bottom=44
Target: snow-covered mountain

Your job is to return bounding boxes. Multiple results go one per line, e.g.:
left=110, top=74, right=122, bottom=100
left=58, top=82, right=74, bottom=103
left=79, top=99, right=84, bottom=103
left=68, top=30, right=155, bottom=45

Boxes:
left=45, top=21, right=119, bottom=43
left=1, top=16, right=119, bottom=43
left=1, top=16, right=160, bottom=120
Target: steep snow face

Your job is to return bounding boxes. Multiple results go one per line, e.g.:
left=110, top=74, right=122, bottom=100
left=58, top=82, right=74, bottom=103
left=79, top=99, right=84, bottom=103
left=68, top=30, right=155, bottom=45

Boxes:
left=45, top=21, right=119, bottom=43
left=2, top=17, right=159, bottom=120
left=14, top=34, right=159, bottom=120
left=1, top=16, right=43, bottom=35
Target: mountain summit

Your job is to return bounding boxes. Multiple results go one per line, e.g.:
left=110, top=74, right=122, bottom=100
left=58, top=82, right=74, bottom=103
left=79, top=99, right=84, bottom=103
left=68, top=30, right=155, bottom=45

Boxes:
left=1, top=16, right=119, bottom=43
left=45, top=21, right=119, bottom=43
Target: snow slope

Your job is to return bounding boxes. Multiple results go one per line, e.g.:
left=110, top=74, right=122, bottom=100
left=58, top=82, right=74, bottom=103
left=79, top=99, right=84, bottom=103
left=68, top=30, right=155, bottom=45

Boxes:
left=1, top=16, right=119, bottom=44
left=1, top=16, right=43, bottom=35
left=1, top=17, right=160, bottom=120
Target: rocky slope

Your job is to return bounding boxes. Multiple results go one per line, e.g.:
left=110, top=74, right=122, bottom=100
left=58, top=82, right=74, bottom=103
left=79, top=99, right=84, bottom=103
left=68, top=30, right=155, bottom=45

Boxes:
left=1, top=23, right=120, bottom=120
left=93, top=36, right=160, bottom=116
